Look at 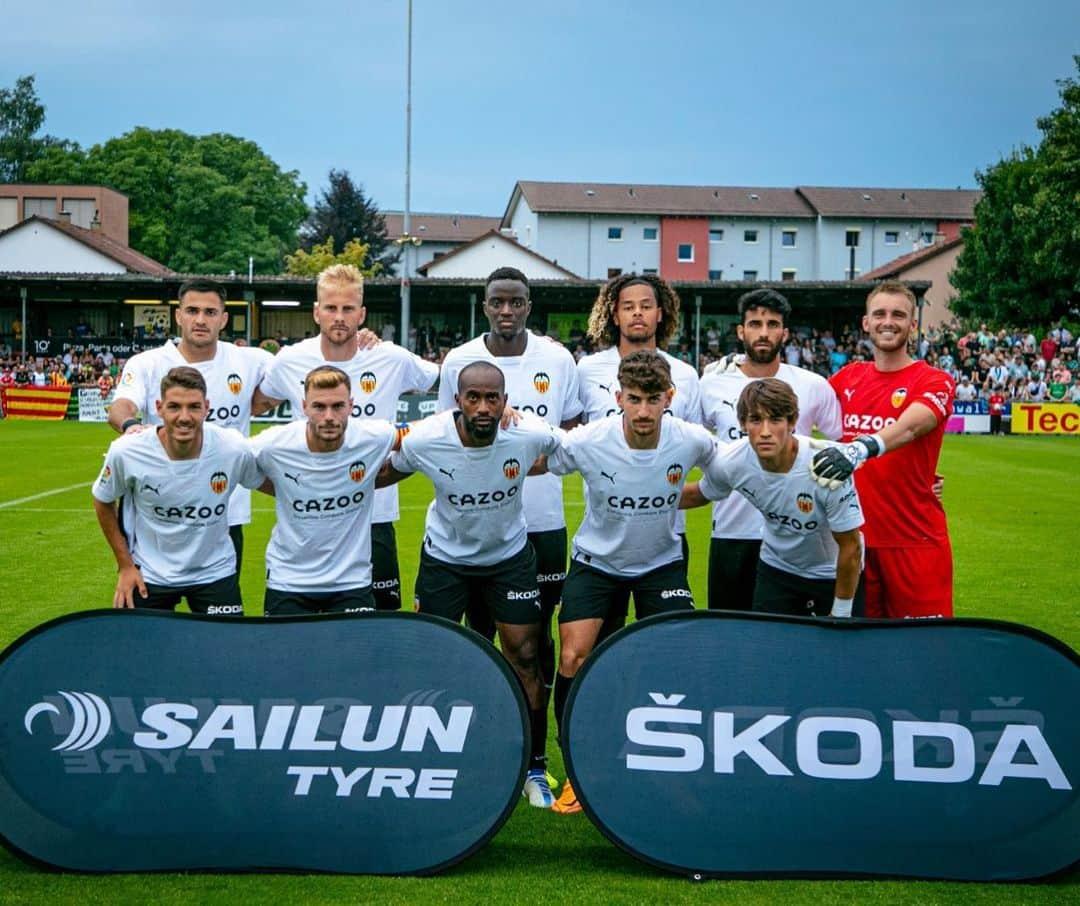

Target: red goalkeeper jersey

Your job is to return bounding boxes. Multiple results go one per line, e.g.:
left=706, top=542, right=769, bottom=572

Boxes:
left=829, top=360, right=954, bottom=548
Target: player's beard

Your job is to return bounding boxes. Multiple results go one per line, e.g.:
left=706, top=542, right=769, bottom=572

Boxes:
left=461, top=411, right=497, bottom=441
left=745, top=338, right=783, bottom=364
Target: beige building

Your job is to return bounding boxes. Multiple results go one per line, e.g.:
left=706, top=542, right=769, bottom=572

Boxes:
left=0, top=185, right=129, bottom=246
left=860, top=237, right=963, bottom=331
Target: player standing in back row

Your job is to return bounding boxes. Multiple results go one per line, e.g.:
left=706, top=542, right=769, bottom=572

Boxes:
left=438, top=267, right=583, bottom=690
left=809, top=280, right=955, bottom=618
left=254, top=264, right=439, bottom=611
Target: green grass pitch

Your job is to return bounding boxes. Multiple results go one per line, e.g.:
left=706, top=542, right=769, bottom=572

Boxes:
left=0, top=419, right=1077, bottom=903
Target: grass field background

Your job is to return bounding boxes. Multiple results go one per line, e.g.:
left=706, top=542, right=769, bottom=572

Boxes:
left=0, top=419, right=1077, bottom=903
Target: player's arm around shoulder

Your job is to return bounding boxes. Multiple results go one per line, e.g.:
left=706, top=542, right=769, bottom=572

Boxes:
left=680, top=436, right=738, bottom=509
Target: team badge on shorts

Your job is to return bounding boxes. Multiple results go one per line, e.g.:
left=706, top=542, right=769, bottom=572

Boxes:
left=226, top=373, right=243, bottom=395
left=359, top=371, right=377, bottom=394
left=666, top=463, right=683, bottom=485
left=209, top=471, right=229, bottom=494
left=533, top=371, right=550, bottom=394
left=503, top=458, right=521, bottom=480
left=891, top=387, right=908, bottom=408
left=796, top=492, right=814, bottom=514
left=349, top=461, right=366, bottom=482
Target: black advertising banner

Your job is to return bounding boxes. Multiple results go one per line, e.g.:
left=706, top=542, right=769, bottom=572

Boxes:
left=563, top=612, right=1080, bottom=881
left=0, top=611, right=529, bottom=874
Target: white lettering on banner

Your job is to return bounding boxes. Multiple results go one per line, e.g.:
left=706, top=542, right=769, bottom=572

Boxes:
left=78, top=388, right=113, bottom=423
left=287, top=765, right=458, bottom=798
left=622, top=694, right=1072, bottom=790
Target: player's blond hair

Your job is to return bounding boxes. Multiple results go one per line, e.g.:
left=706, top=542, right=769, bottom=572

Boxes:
left=316, top=264, right=364, bottom=303
left=866, top=279, right=916, bottom=315
left=304, top=365, right=351, bottom=395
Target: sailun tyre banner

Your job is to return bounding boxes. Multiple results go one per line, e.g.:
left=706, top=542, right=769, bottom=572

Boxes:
left=562, top=611, right=1080, bottom=882
left=0, top=610, right=529, bottom=875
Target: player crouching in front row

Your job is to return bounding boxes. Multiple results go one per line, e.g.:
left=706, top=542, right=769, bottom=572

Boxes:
left=681, top=377, right=865, bottom=618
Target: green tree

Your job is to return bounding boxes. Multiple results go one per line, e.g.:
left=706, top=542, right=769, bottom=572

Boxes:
left=284, top=237, right=380, bottom=277
left=26, top=127, right=308, bottom=274
left=953, top=57, right=1080, bottom=324
left=0, top=75, right=77, bottom=182
left=301, top=169, right=399, bottom=271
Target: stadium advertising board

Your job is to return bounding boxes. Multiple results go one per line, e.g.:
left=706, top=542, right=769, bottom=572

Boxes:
left=0, top=611, right=528, bottom=874
left=1009, top=403, right=1080, bottom=435
left=564, top=611, right=1080, bottom=881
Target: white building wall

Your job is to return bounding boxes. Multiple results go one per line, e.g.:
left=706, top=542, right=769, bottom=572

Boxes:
left=0, top=223, right=126, bottom=273
left=423, top=235, right=571, bottom=280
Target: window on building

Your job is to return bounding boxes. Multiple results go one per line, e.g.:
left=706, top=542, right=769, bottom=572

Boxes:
left=708, top=270, right=723, bottom=280
left=921, top=230, right=935, bottom=245
left=432, top=251, right=446, bottom=260
left=643, top=268, right=658, bottom=275
left=24, top=197, right=57, bottom=219
left=884, top=230, right=899, bottom=245
left=744, top=229, right=758, bottom=243
left=607, top=267, right=623, bottom=278
left=709, top=228, right=724, bottom=242
left=845, top=229, right=860, bottom=247
left=781, top=229, right=797, bottom=248
left=61, top=198, right=96, bottom=229
left=642, top=227, right=658, bottom=241
left=743, top=270, right=758, bottom=281
left=677, top=243, right=694, bottom=262
left=608, top=226, right=623, bottom=240
left=781, top=269, right=797, bottom=281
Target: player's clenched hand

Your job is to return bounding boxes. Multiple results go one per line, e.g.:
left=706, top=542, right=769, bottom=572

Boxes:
left=808, top=435, right=883, bottom=489
left=114, top=565, right=148, bottom=609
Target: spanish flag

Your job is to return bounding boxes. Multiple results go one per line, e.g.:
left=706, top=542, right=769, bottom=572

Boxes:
left=1, top=386, right=73, bottom=420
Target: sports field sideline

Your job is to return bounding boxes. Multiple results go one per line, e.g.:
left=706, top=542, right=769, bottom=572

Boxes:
left=0, top=419, right=1077, bottom=902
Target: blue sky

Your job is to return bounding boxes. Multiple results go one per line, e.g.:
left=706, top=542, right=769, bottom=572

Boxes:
left=5, top=1, right=1078, bottom=217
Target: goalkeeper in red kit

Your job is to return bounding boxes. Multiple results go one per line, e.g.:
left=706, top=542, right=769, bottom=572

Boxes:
left=810, top=280, right=955, bottom=619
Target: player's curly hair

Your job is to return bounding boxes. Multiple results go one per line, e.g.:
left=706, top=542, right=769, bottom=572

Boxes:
left=736, top=377, right=799, bottom=425
left=617, top=350, right=672, bottom=395
left=586, top=273, right=681, bottom=349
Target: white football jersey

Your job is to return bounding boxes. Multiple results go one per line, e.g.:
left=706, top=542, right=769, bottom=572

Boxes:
left=698, top=436, right=864, bottom=579
left=700, top=363, right=842, bottom=540
left=576, top=345, right=702, bottom=535
left=250, top=419, right=397, bottom=592
left=438, top=332, right=583, bottom=532
left=113, top=340, right=273, bottom=525
left=391, top=411, right=561, bottom=567
left=91, top=424, right=261, bottom=586
left=258, top=337, right=439, bottom=523
left=548, top=416, right=716, bottom=578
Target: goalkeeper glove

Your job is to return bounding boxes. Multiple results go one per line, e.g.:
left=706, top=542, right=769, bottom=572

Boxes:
left=808, top=434, right=885, bottom=490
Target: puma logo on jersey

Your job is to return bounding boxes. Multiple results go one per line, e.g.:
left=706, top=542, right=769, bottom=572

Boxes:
left=438, top=467, right=456, bottom=481
left=284, top=472, right=302, bottom=485
left=722, top=399, right=735, bottom=410
left=600, top=470, right=617, bottom=485
left=141, top=482, right=161, bottom=495
left=598, top=382, right=614, bottom=393
left=843, top=388, right=856, bottom=401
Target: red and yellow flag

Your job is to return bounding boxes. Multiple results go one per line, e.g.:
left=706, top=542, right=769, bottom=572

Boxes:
left=1, top=386, right=73, bottom=420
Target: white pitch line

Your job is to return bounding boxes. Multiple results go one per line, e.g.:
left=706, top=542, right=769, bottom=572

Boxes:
left=0, top=482, right=90, bottom=510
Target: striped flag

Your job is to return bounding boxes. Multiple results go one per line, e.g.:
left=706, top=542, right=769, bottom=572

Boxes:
left=1, top=385, right=73, bottom=420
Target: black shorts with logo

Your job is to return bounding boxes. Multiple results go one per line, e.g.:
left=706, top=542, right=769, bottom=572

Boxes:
left=752, top=560, right=864, bottom=617
left=416, top=543, right=541, bottom=626
left=559, top=558, right=694, bottom=624
left=139, top=573, right=243, bottom=617
left=371, top=521, right=402, bottom=611
left=264, top=586, right=375, bottom=616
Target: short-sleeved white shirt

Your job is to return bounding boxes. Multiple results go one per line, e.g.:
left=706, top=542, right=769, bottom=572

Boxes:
left=438, top=332, right=583, bottom=532
left=258, top=337, right=439, bottom=523
left=91, top=424, right=261, bottom=586
left=548, top=415, right=716, bottom=577
left=700, top=363, right=842, bottom=540
left=250, top=419, right=397, bottom=592
left=699, top=436, right=864, bottom=579
left=390, top=411, right=561, bottom=567
left=113, top=340, right=273, bottom=525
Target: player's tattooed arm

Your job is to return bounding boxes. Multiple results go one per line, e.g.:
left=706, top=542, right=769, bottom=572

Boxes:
left=251, top=387, right=283, bottom=416
left=375, top=461, right=413, bottom=488
left=92, top=498, right=148, bottom=608
left=527, top=454, right=549, bottom=476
